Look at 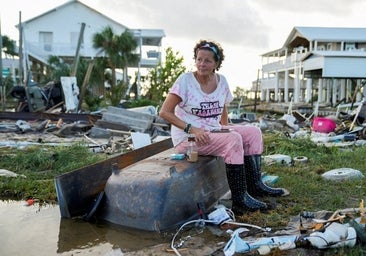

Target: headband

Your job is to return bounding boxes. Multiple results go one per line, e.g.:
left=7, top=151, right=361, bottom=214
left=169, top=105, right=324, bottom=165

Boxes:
left=199, top=43, right=220, bottom=60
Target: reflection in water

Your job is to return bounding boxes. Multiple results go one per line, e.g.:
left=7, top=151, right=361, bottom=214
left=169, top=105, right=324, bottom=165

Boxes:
left=0, top=201, right=170, bottom=255
left=57, top=218, right=169, bottom=253
left=57, top=218, right=108, bottom=253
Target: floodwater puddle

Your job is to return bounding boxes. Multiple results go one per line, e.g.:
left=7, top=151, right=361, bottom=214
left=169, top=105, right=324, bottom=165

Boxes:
left=0, top=200, right=169, bottom=255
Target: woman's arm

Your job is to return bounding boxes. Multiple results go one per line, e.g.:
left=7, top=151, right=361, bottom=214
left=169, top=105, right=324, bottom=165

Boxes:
left=160, top=93, right=209, bottom=144
left=159, top=93, right=187, bottom=130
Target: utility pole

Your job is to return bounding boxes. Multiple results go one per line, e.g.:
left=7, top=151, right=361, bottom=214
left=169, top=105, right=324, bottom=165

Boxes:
left=254, top=68, right=260, bottom=112
left=0, top=15, right=4, bottom=111
left=18, top=11, right=24, bottom=86
left=71, top=22, right=86, bottom=77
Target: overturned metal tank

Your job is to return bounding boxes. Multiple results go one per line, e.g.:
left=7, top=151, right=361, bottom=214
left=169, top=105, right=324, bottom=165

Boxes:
left=99, top=148, right=229, bottom=232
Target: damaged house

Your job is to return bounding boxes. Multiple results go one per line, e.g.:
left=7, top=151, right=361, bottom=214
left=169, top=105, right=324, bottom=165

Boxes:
left=256, top=27, right=366, bottom=107
left=12, top=0, right=165, bottom=98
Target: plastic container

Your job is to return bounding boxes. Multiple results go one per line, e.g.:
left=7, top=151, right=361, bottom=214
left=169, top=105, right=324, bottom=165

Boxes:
left=187, top=137, right=198, bottom=162
left=312, top=117, right=336, bottom=133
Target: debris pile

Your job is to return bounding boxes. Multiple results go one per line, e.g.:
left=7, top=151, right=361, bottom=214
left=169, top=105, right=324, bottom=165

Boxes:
left=168, top=202, right=366, bottom=256
left=0, top=105, right=170, bottom=154
left=231, top=101, right=366, bottom=148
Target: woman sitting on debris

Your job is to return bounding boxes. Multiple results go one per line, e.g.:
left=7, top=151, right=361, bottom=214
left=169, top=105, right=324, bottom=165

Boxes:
left=159, top=39, right=289, bottom=214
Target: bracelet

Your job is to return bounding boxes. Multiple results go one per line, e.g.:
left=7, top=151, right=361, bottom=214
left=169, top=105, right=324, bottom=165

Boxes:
left=184, top=123, right=192, bottom=133
left=188, top=125, right=192, bottom=134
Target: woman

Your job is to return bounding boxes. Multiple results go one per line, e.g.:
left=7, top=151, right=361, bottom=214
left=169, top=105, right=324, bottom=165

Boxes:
left=159, top=39, right=288, bottom=214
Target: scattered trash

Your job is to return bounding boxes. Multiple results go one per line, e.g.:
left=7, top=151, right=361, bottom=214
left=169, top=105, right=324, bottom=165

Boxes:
left=25, top=198, right=35, bottom=206
left=131, top=131, right=151, bottom=149
left=263, top=154, right=292, bottom=165
left=0, top=105, right=170, bottom=153
left=304, top=222, right=356, bottom=249
left=280, top=114, right=299, bottom=131
left=224, top=230, right=298, bottom=255
left=261, top=174, right=278, bottom=185
left=293, top=156, right=308, bottom=164
left=0, top=169, right=26, bottom=178
left=322, top=168, right=364, bottom=181
left=15, top=120, right=32, bottom=132
left=312, top=117, right=337, bottom=133
left=171, top=153, right=185, bottom=160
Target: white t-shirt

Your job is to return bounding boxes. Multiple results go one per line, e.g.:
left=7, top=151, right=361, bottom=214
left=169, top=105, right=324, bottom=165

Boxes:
left=169, top=72, right=234, bottom=146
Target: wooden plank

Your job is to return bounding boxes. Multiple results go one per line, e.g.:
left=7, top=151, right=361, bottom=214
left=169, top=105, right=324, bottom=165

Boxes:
left=54, top=137, right=173, bottom=218
left=95, top=119, right=130, bottom=131
left=0, top=111, right=101, bottom=123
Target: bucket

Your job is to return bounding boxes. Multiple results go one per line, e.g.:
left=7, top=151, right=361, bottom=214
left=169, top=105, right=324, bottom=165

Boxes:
left=312, top=117, right=336, bottom=133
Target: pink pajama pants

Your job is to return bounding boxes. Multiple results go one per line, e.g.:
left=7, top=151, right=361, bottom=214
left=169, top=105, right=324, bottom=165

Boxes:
left=175, top=124, right=264, bottom=164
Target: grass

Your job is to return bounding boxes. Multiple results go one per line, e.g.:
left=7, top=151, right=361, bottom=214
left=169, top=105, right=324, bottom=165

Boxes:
left=1, top=132, right=366, bottom=255
left=0, top=143, right=106, bottom=203
left=261, top=131, right=366, bottom=217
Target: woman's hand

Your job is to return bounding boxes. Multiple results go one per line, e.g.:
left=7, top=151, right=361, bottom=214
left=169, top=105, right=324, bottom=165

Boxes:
left=190, top=126, right=210, bottom=146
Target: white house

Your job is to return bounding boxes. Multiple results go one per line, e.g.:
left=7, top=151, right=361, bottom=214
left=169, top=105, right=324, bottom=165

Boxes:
left=16, top=0, right=165, bottom=96
left=258, top=27, right=366, bottom=106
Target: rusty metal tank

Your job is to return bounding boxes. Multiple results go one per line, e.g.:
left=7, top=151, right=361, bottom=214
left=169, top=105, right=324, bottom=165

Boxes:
left=100, top=148, right=229, bottom=232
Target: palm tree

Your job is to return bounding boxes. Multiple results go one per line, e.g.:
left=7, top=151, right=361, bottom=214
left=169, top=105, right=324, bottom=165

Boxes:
left=92, top=26, right=119, bottom=89
left=2, top=35, right=17, bottom=58
left=92, top=26, right=138, bottom=90
left=116, top=30, right=138, bottom=84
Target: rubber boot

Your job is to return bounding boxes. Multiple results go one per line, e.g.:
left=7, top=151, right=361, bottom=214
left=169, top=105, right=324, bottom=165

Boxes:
left=225, top=163, right=268, bottom=214
left=244, top=155, right=287, bottom=197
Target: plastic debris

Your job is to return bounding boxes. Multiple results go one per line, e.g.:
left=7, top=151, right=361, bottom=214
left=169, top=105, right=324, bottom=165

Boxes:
left=322, top=168, right=364, bottom=181
left=26, top=198, right=35, bottom=206
left=223, top=228, right=298, bottom=256
left=263, top=154, right=292, bottom=165
left=304, top=222, right=357, bottom=249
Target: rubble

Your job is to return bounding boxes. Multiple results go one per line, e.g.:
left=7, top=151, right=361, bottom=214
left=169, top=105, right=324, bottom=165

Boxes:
left=0, top=105, right=170, bottom=154
left=2, top=100, right=366, bottom=154
left=238, top=101, right=366, bottom=149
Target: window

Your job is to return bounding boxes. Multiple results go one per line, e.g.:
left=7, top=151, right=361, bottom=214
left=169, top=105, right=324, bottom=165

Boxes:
left=345, top=43, right=356, bottom=51
left=39, top=32, right=53, bottom=52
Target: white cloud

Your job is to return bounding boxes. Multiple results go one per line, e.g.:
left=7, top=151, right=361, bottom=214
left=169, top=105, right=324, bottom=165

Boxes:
left=90, top=0, right=269, bottom=47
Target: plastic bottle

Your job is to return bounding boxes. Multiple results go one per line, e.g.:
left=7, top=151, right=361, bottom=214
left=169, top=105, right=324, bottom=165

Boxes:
left=187, top=137, right=198, bottom=162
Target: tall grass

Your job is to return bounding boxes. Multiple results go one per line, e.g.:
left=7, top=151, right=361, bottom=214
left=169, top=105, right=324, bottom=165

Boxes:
left=259, top=132, right=366, bottom=220
left=0, top=144, right=105, bottom=202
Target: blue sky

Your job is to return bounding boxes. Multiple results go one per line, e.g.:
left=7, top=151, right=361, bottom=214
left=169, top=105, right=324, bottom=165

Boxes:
left=2, top=0, right=366, bottom=90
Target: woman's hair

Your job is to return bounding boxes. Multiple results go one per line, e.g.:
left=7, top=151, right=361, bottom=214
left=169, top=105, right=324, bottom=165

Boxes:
left=193, top=39, right=225, bottom=71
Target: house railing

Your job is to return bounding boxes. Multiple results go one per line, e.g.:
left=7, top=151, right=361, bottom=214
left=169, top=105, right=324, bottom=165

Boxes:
left=25, top=42, right=161, bottom=67
left=262, top=52, right=307, bottom=73
left=261, top=77, right=296, bottom=90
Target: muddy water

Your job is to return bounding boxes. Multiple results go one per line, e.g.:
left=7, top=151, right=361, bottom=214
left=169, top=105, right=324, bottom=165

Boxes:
left=0, top=200, right=169, bottom=256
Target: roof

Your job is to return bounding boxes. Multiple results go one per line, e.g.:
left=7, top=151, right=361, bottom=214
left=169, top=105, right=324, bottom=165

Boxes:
left=293, top=27, right=366, bottom=42
left=18, top=0, right=165, bottom=47
left=283, top=26, right=366, bottom=49
left=20, top=0, right=129, bottom=29
left=262, top=26, right=366, bottom=57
